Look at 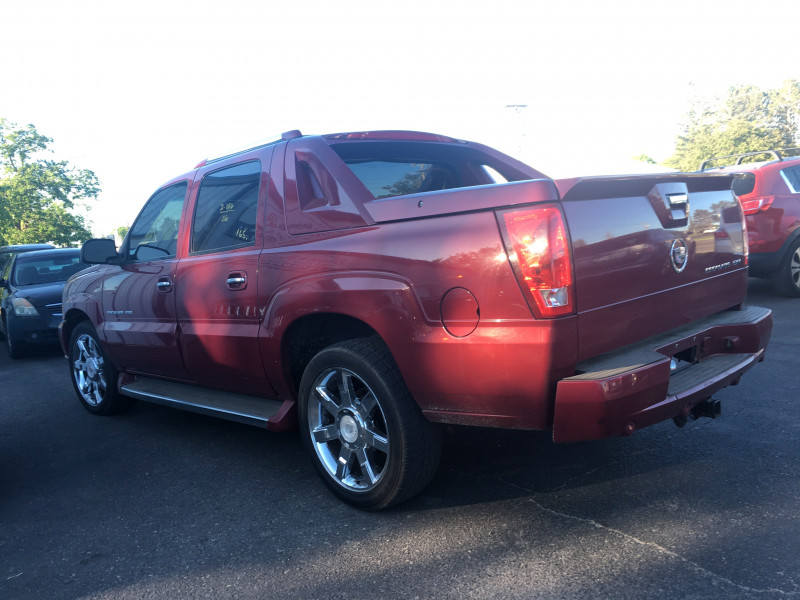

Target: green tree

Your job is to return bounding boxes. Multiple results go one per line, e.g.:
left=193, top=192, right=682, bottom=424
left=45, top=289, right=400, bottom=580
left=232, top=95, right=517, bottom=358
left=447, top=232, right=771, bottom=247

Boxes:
left=666, top=80, right=800, bottom=171
left=633, top=154, right=657, bottom=164
left=0, top=118, right=98, bottom=246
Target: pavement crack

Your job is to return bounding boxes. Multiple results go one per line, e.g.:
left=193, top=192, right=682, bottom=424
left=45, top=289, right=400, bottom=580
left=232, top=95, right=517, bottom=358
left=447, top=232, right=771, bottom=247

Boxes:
left=496, top=476, right=799, bottom=597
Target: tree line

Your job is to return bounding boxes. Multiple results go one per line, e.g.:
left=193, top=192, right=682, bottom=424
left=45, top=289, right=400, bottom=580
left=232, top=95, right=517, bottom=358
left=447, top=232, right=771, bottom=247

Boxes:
left=2, top=80, right=799, bottom=247
left=664, top=79, right=800, bottom=171
left=0, top=118, right=96, bottom=247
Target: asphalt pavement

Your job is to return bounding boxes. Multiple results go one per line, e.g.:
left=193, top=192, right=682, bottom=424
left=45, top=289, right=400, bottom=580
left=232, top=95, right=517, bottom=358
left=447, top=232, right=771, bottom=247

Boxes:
left=0, top=279, right=798, bottom=599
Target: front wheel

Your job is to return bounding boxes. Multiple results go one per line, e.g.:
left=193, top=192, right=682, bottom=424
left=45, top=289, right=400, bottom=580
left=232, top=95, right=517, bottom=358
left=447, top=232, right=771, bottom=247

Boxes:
left=68, top=322, right=134, bottom=415
left=4, top=318, right=25, bottom=359
left=298, top=338, right=442, bottom=510
left=772, top=238, right=800, bottom=297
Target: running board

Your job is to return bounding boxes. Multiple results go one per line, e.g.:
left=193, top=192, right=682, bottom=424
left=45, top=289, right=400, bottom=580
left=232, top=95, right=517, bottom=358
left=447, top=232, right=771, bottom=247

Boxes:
left=120, top=377, right=284, bottom=428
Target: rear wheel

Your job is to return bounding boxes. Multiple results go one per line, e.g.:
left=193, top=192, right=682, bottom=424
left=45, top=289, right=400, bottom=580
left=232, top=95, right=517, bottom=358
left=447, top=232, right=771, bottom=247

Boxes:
left=69, top=322, right=134, bottom=415
left=298, top=337, right=442, bottom=510
left=772, top=238, right=800, bottom=297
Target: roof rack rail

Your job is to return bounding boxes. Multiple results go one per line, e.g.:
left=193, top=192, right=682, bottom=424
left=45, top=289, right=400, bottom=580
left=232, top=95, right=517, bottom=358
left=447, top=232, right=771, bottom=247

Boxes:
left=699, top=147, right=800, bottom=171
left=194, top=130, right=303, bottom=168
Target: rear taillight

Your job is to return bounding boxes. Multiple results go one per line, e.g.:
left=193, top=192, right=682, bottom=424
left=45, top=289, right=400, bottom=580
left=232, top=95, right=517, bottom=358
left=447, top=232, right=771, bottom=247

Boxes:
left=498, top=204, right=575, bottom=318
left=739, top=195, right=774, bottom=215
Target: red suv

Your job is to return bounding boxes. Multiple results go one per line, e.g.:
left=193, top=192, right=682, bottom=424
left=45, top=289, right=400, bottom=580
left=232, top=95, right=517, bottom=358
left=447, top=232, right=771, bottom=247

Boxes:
left=701, top=149, right=800, bottom=296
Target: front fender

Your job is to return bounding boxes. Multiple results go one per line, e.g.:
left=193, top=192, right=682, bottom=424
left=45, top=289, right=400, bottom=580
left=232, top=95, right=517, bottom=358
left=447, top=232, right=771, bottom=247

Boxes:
left=60, top=268, right=107, bottom=354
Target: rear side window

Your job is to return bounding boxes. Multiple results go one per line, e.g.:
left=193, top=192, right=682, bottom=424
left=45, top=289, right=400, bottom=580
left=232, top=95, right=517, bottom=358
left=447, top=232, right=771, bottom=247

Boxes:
left=191, top=161, right=261, bottom=254
left=732, top=173, right=756, bottom=197
left=128, top=182, right=188, bottom=260
left=345, top=160, right=458, bottom=199
left=780, top=165, right=800, bottom=193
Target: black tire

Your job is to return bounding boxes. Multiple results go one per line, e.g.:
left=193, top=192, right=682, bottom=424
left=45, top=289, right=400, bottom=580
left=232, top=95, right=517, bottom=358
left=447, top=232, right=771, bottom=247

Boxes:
left=771, top=238, right=800, bottom=297
left=298, top=337, right=442, bottom=510
left=4, top=317, right=25, bottom=359
left=68, top=321, right=134, bottom=415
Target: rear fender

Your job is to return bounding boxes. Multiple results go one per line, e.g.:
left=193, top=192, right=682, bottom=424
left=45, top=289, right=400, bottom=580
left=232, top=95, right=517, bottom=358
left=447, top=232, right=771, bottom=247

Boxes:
left=260, top=272, right=426, bottom=397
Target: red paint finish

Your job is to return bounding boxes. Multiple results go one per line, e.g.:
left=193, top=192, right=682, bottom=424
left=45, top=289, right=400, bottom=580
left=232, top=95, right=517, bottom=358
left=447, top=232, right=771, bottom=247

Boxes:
left=101, top=260, right=191, bottom=380
left=61, top=131, right=772, bottom=443
left=553, top=309, right=772, bottom=442
left=176, top=248, right=272, bottom=396
left=440, top=288, right=479, bottom=337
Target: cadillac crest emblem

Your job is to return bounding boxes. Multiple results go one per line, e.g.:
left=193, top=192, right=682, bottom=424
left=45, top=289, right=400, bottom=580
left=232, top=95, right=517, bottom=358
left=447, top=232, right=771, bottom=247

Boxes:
left=670, top=238, right=688, bottom=273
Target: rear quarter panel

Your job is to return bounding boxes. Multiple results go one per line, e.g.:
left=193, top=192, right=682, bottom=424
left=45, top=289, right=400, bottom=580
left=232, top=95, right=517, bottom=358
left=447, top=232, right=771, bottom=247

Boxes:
left=258, top=212, right=577, bottom=429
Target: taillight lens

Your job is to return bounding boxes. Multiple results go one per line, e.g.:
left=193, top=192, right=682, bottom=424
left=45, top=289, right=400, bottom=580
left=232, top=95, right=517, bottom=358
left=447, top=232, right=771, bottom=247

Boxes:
left=739, top=195, right=774, bottom=215
left=498, top=205, right=575, bottom=318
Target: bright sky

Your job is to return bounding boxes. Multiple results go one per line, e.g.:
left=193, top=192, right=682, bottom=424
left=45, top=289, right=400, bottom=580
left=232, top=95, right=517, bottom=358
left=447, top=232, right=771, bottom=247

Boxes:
left=2, top=0, right=798, bottom=236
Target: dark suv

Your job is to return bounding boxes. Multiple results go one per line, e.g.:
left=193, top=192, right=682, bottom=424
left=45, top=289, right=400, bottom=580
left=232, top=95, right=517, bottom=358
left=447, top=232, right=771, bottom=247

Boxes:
left=701, top=149, right=800, bottom=296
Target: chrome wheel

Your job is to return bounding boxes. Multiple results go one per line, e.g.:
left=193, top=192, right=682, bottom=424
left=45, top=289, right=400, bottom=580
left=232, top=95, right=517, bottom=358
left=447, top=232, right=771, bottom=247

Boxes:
left=299, top=338, right=442, bottom=509
left=72, top=332, right=108, bottom=406
left=789, top=246, right=800, bottom=290
left=307, top=367, right=390, bottom=492
left=773, top=238, right=800, bottom=297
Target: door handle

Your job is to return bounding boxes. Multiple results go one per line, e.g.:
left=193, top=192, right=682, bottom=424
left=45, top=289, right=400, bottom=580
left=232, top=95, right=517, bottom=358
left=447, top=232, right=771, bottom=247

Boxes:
left=648, top=182, right=689, bottom=228
left=156, top=277, right=173, bottom=292
left=226, top=272, right=247, bottom=290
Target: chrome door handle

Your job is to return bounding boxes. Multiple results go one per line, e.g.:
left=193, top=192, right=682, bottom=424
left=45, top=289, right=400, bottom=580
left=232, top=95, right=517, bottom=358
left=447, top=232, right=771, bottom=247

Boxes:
left=226, top=272, right=247, bottom=290
left=156, top=277, right=172, bottom=292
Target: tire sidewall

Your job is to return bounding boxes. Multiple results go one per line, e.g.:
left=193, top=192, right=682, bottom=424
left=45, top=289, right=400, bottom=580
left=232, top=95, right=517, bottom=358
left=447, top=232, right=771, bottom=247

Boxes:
left=68, top=322, right=118, bottom=415
left=4, top=315, right=23, bottom=359
left=298, top=342, right=409, bottom=510
left=773, top=237, right=800, bottom=297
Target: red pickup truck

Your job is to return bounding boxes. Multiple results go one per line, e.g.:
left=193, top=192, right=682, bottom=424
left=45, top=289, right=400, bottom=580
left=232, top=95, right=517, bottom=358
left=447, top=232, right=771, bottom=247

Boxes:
left=61, top=130, right=772, bottom=509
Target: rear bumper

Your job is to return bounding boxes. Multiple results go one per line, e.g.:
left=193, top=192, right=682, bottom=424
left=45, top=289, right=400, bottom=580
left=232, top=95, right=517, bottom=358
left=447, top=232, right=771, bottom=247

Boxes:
left=552, top=306, right=772, bottom=442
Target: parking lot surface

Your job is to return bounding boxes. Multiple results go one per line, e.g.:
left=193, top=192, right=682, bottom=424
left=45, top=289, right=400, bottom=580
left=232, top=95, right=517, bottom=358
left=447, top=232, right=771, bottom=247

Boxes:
left=1, top=280, right=798, bottom=599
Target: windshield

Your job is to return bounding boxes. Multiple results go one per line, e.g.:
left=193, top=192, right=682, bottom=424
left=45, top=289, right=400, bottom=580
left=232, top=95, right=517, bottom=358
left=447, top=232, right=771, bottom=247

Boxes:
left=12, top=254, right=88, bottom=286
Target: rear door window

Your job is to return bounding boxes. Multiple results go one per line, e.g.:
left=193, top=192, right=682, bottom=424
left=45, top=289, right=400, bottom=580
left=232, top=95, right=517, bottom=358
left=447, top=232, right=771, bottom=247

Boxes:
left=190, top=161, right=261, bottom=254
left=780, top=165, right=800, bottom=193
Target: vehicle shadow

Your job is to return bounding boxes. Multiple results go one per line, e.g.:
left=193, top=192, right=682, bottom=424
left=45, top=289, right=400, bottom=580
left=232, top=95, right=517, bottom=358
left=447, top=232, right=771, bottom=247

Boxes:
left=0, top=341, right=63, bottom=366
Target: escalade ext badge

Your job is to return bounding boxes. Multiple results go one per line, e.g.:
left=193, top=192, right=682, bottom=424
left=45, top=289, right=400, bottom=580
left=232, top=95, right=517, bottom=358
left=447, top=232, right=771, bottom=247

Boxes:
left=670, top=238, right=688, bottom=273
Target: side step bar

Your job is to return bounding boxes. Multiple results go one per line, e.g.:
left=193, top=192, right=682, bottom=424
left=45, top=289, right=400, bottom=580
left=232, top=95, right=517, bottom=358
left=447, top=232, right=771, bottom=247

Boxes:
left=120, top=377, right=285, bottom=428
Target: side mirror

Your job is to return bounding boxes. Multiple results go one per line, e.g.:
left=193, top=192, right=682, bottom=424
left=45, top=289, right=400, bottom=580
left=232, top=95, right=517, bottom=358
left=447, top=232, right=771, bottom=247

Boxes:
left=81, top=238, right=121, bottom=264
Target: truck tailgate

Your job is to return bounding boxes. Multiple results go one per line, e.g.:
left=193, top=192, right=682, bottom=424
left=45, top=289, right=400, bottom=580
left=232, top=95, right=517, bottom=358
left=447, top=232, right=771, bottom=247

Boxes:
left=556, top=173, right=747, bottom=361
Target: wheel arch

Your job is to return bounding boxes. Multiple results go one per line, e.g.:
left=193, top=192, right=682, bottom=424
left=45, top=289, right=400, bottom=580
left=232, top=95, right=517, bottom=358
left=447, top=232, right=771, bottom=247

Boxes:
left=60, top=307, right=93, bottom=352
left=779, top=226, right=800, bottom=261
left=281, top=312, right=380, bottom=398
left=260, top=271, right=430, bottom=400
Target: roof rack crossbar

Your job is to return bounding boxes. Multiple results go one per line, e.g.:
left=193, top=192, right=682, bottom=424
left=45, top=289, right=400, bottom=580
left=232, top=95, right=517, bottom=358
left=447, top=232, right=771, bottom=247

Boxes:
left=700, top=147, right=800, bottom=171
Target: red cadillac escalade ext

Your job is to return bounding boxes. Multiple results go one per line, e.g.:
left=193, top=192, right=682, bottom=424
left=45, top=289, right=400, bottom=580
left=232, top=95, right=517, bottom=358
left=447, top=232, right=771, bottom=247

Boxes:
left=61, top=130, right=772, bottom=509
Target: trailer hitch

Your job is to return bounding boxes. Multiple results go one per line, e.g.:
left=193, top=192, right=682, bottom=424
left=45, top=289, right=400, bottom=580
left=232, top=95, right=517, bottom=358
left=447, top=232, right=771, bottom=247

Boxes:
left=673, top=399, right=721, bottom=428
